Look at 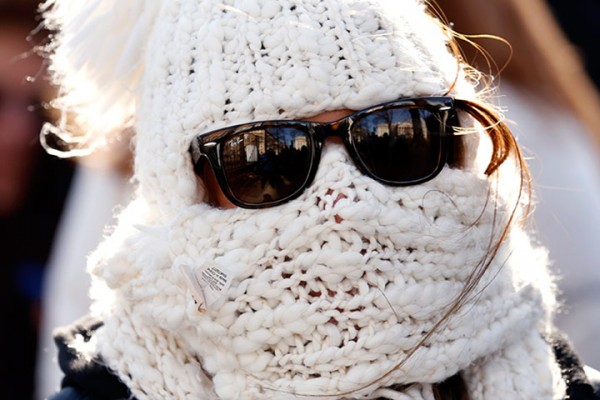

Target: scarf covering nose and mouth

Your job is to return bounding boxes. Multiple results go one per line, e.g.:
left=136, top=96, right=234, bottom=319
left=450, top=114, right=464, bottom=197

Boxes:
left=44, top=0, right=563, bottom=398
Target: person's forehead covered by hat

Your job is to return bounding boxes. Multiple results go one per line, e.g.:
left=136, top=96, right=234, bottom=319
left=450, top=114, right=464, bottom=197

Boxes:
left=45, top=0, right=473, bottom=214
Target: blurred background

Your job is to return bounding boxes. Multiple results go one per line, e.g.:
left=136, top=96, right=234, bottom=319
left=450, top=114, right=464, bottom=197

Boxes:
left=0, top=0, right=598, bottom=399
left=0, top=1, right=73, bottom=398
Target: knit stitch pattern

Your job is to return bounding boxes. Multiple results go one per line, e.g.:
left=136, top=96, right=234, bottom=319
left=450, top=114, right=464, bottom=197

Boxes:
left=89, top=154, right=559, bottom=399
left=44, top=0, right=563, bottom=399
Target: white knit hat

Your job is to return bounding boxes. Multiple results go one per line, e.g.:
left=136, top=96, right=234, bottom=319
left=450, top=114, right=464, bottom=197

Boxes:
left=44, top=0, right=563, bottom=399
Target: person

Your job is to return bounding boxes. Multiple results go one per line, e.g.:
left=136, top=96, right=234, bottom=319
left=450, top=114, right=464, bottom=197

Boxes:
left=0, top=1, right=74, bottom=399
left=437, top=0, right=600, bottom=369
left=41, top=0, right=599, bottom=399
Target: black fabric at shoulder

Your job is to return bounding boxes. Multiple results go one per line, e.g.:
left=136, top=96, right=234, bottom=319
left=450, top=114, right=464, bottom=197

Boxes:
left=53, top=315, right=135, bottom=400
left=551, top=331, right=600, bottom=400
left=585, top=366, right=600, bottom=397
left=49, top=386, right=94, bottom=400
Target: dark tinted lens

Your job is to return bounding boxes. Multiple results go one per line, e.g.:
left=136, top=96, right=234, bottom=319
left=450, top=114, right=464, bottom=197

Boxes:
left=221, top=126, right=312, bottom=205
left=351, top=107, right=446, bottom=183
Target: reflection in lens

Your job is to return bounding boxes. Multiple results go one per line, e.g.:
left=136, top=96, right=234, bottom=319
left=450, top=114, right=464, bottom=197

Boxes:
left=352, top=108, right=444, bottom=183
left=221, top=126, right=311, bottom=204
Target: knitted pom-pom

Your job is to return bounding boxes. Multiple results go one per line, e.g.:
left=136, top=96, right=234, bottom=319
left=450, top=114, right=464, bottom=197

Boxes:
left=42, top=0, right=163, bottom=148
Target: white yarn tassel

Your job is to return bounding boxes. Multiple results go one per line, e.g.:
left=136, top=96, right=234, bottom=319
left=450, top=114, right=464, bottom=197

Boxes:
left=42, top=0, right=163, bottom=143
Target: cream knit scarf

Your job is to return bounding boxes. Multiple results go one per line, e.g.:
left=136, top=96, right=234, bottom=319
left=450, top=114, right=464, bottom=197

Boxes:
left=83, top=151, right=563, bottom=399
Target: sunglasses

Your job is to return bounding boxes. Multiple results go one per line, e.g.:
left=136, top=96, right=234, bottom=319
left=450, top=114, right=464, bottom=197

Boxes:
left=190, top=97, right=469, bottom=209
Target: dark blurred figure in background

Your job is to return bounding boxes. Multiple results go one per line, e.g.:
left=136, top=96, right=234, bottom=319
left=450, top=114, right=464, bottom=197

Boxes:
left=547, top=0, right=600, bottom=90
left=0, top=1, right=73, bottom=398
left=438, top=0, right=600, bottom=368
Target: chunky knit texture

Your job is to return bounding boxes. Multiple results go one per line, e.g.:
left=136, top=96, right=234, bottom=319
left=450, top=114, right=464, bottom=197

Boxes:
left=44, top=0, right=565, bottom=399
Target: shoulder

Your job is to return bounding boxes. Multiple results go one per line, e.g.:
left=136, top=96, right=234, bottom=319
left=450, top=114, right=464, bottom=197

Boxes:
left=585, top=366, right=600, bottom=398
left=49, top=387, right=93, bottom=400
left=551, top=332, right=600, bottom=399
left=50, top=315, right=135, bottom=400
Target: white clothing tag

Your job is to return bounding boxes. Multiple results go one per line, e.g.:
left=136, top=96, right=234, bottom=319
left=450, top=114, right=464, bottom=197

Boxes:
left=179, top=264, right=233, bottom=312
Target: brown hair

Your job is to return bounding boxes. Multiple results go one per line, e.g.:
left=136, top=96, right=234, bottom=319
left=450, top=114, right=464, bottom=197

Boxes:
left=427, top=6, right=532, bottom=397
left=402, top=99, right=526, bottom=400
left=427, top=99, right=528, bottom=400
left=357, top=5, right=531, bottom=398
left=285, top=18, right=531, bottom=399
left=435, top=0, right=600, bottom=150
